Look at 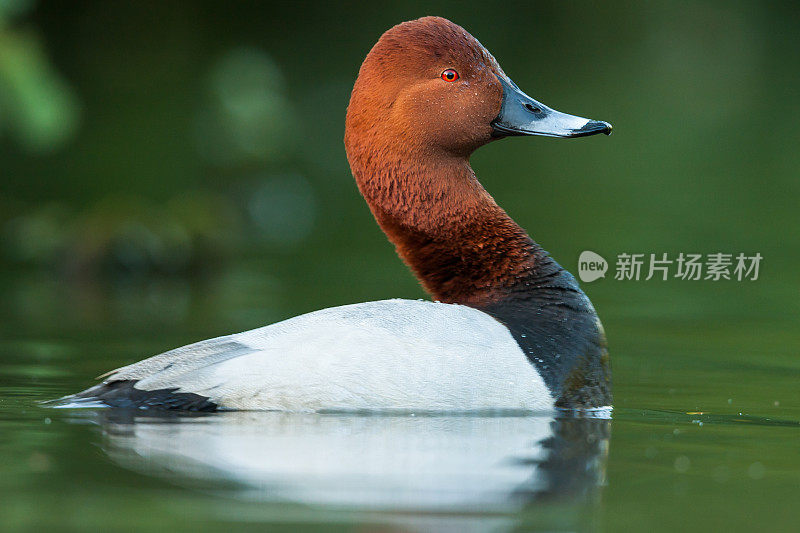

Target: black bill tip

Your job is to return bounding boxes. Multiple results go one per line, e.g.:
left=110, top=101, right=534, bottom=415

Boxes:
left=573, top=120, right=613, bottom=137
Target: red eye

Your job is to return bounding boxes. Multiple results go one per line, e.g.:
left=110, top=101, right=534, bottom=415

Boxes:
left=441, top=69, right=459, bottom=82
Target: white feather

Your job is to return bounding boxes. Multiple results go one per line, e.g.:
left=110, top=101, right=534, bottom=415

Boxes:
left=107, top=299, right=553, bottom=412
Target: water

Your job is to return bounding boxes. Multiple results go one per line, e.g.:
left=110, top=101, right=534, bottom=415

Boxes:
left=1, top=259, right=798, bottom=532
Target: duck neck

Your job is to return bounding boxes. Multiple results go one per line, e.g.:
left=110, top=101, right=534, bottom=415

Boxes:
left=347, top=141, right=611, bottom=408
left=348, top=145, right=564, bottom=307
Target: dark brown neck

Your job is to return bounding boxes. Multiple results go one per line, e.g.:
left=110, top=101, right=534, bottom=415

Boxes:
left=348, top=146, right=559, bottom=306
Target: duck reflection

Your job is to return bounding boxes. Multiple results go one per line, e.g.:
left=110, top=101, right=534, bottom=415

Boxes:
left=88, top=410, right=609, bottom=513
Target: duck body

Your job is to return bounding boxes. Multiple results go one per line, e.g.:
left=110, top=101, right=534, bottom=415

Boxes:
left=58, top=16, right=612, bottom=412
left=65, top=299, right=553, bottom=411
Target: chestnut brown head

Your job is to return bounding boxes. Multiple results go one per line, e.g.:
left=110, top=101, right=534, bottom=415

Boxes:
left=345, top=16, right=611, bottom=159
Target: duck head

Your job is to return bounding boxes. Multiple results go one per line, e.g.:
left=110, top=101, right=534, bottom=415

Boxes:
left=345, top=16, right=610, bottom=159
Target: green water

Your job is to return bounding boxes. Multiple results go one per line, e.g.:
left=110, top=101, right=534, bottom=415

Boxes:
left=2, top=1, right=799, bottom=531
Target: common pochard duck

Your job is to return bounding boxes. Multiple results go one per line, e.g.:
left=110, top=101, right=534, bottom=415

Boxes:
left=58, top=16, right=612, bottom=412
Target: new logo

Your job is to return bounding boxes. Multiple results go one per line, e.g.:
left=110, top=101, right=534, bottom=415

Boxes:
left=578, top=251, right=608, bottom=282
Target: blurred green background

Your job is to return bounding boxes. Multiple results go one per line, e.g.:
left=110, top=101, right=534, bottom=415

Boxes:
left=2, top=0, right=799, bottom=320
left=1, top=1, right=799, bottom=531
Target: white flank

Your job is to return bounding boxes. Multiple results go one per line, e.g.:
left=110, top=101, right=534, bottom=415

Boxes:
left=104, top=299, right=554, bottom=412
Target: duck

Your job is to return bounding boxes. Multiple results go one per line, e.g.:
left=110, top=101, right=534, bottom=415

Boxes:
left=57, top=16, right=612, bottom=413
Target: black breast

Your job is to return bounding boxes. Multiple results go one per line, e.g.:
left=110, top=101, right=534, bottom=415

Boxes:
left=478, top=262, right=612, bottom=408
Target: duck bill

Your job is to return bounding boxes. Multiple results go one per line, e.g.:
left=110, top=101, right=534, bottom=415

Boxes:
left=491, top=76, right=612, bottom=138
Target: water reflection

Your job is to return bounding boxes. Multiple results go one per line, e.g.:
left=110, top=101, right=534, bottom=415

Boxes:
left=85, top=411, right=610, bottom=513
